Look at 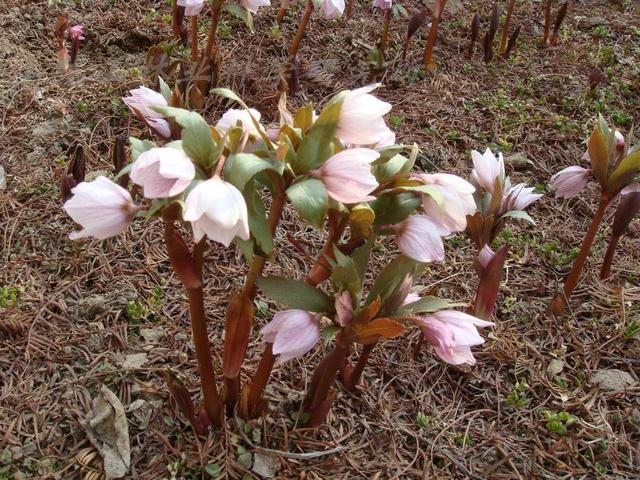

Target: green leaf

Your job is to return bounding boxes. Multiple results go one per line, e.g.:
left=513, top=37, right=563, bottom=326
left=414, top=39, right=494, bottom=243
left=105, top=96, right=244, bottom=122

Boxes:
left=204, top=464, right=222, bottom=478
left=293, top=103, right=315, bottom=131
left=153, top=106, right=220, bottom=168
left=222, top=4, right=254, bottom=31
left=158, top=76, right=172, bottom=102
left=257, top=277, right=333, bottom=312
left=587, top=121, right=610, bottom=188
left=294, top=92, right=347, bottom=172
left=393, top=296, right=465, bottom=316
left=371, top=193, right=421, bottom=225
left=352, top=238, right=374, bottom=282
left=286, top=178, right=328, bottom=228
left=244, top=181, right=273, bottom=255
left=373, top=153, right=414, bottom=182
left=608, top=150, right=640, bottom=191
left=129, top=137, right=156, bottom=160
left=321, top=325, right=341, bottom=346
left=224, top=153, right=277, bottom=191
left=501, top=210, right=535, bottom=224
left=331, top=247, right=361, bottom=297
left=366, top=255, right=420, bottom=307
left=394, top=184, right=444, bottom=205
left=210, top=87, right=247, bottom=107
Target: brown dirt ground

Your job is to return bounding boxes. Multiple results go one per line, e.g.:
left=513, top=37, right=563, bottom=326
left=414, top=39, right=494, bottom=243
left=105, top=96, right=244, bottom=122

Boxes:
left=1, top=0, right=640, bottom=478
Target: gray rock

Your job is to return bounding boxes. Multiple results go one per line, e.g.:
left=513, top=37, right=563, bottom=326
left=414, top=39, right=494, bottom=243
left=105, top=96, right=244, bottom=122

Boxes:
left=590, top=369, right=636, bottom=391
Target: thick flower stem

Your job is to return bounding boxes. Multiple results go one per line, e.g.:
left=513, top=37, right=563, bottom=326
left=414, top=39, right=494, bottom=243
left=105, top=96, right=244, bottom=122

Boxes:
left=187, top=285, right=223, bottom=423
left=600, top=234, right=620, bottom=280
left=289, top=1, right=313, bottom=60
left=380, top=9, right=392, bottom=52
left=499, top=0, right=516, bottom=53
left=191, top=16, right=199, bottom=63
left=542, top=0, right=552, bottom=47
left=244, top=343, right=276, bottom=417
left=343, top=343, right=375, bottom=391
left=423, top=0, right=447, bottom=71
left=222, top=181, right=286, bottom=412
left=202, top=0, right=225, bottom=62
left=551, top=195, right=612, bottom=315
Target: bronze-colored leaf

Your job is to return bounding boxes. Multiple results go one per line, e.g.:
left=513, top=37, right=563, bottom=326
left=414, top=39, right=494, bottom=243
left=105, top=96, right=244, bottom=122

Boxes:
left=550, top=1, right=568, bottom=47
left=351, top=318, right=407, bottom=345
left=222, top=292, right=254, bottom=378
left=466, top=12, right=480, bottom=59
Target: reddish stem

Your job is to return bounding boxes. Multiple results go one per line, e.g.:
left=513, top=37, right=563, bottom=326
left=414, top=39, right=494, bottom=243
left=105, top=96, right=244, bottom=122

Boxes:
left=380, top=9, right=392, bottom=51
left=202, top=0, right=224, bottom=62
left=423, top=0, right=447, bottom=71
left=288, top=0, right=314, bottom=63
left=190, top=16, right=199, bottom=63
left=600, top=234, right=619, bottom=280
left=343, top=343, right=375, bottom=391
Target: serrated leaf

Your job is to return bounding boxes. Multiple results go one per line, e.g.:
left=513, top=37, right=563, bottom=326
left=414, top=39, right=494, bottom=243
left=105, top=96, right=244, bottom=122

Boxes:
left=608, top=150, right=640, bottom=192
left=243, top=181, right=273, bottom=255
left=331, top=247, right=361, bottom=297
left=224, top=153, right=277, bottom=191
left=351, top=318, right=406, bottom=345
left=371, top=192, right=421, bottom=225
left=394, top=296, right=465, bottom=316
left=366, top=255, right=420, bottom=307
left=373, top=154, right=413, bottom=182
left=588, top=123, right=610, bottom=188
left=286, top=178, right=328, bottom=228
left=321, top=325, right=341, bottom=346
left=158, top=77, right=172, bottom=102
left=294, top=92, right=346, bottom=172
left=349, top=204, right=375, bottom=238
left=293, top=103, right=314, bottom=131
left=501, top=210, right=535, bottom=224
left=210, top=87, right=247, bottom=107
left=257, top=277, right=333, bottom=312
left=153, top=106, right=220, bottom=167
left=222, top=4, right=254, bottom=31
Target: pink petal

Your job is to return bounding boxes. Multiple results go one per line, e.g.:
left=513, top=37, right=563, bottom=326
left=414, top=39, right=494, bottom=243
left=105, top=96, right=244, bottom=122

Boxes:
left=395, top=215, right=445, bottom=263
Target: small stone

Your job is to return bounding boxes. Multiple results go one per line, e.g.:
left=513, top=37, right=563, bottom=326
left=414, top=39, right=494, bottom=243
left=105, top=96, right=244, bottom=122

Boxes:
left=0, top=165, right=5, bottom=190
left=590, top=369, right=636, bottom=391
left=118, top=353, right=149, bottom=369
left=175, top=333, right=188, bottom=341
left=252, top=452, right=279, bottom=479
left=505, top=153, right=533, bottom=171
left=140, top=328, right=164, bottom=344
left=547, top=359, right=564, bottom=377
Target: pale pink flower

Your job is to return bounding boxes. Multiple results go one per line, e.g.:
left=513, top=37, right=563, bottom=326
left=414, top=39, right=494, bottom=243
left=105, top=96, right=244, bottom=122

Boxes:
left=621, top=183, right=640, bottom=195
left=183, top=176, right=250, bottom=246
left=582, top=130, right=625, bottom=162
left=550, top=166, right=591, bottom=199
left=64, top=176, right=137, bottom=240
left=178, top=0, right=206, bottom=16
left=476, top=244, right=495, bottom=271
left=215, top=108, right=265, bottom=139
left=417, top=173, right=477, bottom=233
left=334, top=291, right=353, bottom=326
left=240, top=0, right=271, bottom=13
left=336, top=84, right=392, bottom=146
left=500, top=183, right=542, bottom=213
left=373, top=0, right=392, bottom=10
left=402, top=292, right=421, bottom=306
left=415, top=310, right=494, bottom=365
left=393, top=215, right=448, bottom=263
left=471, top=148, right=504, bottom=192
left=65, top=25, right=85, bottom=40
left=312, top=148, right=379, bottom=204
left=130, top=148, right=195, bottom=199
left=123, top=86, right=171, bottom=139
left=375, top=129, right=396, bottom=150
left=260, top=309, right=321, bottom=362
left=318, top=0, right=345, bottom=18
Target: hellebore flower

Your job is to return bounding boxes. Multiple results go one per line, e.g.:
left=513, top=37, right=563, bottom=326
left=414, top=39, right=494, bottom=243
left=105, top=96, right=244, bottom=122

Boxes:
left=130, top=147, right=195, bottom=199
left=500, top=183, right=543, bottom=214
left=393, top=215, right=448, bottom=263
left=318, top=0, right=345, bottom=19
left=65, top=25, right=85, bottom=40
left=476, top=244, right=495, bottom=272
left=240, top=0, right=271, bottom=14
left=215, top=108, right=265, bottom=139
left=621, top=182, right=640, bottom=195
left=311, top=148, right=379, bottom=204
left=373, top=0, right=392, bottom=10
left=582, top=130, right=625, bottom=162
left=123, top=86, right=171, bottom=139
left=183, top=176, right=250, bottom=246
left=416, top=173, right=477, bottom=233
left=550, top=166, right=591, bottom=199
left=415, top=310, right=494, bottom=365
left=177, top=0, right=206, bottom=16
left=260, top=310, right=321, bottom=362
left=334, top=291, right=353, bottom=327
left=64, top=176, right=137, bottom=240
left=335, top=84, right=393, bottom=146
left=471, top=148, right=504, bottom=192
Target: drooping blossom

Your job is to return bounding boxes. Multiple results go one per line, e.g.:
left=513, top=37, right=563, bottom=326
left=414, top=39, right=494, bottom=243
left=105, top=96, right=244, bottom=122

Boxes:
left=550, top=166, right=591, bottom=199
left=471, top=148, right=504, bottom=192
left=402, top=292, right=421, bottom=306
left=65, top=25, right=85, bottom=40
left=582, top=130, right=625, bottom=162
left=414, top=310, right=494, bottom=365
left=334, top=291, right=353, bottom=326
left=476, top=244, right=495, bottom=271
left=318, top=0, right=345, bottom=19
left=130, top=148, right=195, bottom=199
left=393, top=215, right=448, bottom=263
left=177, top=0, right=206, bottom=16
left=183, top=176, right=250, bottom=246
left=373, top=0, right=392, bottom=10
left=215, top=108, right=265, bottom=139
left=64, top=176, right=138, bottom=240
left=416, top=173, right=477, bottom=233
left=500, top=183, right=543, bottom=214
left=311, top=148, right=379, bottom=204
left=123, top=86, right=171, bottom=139
left=621, top=183, right=640, bottom=195
left=260, top=310, right=321, bottom=362
left=240, top=0, right=271, bottom=14
left=335, top=84, right=393, bottom=146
